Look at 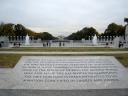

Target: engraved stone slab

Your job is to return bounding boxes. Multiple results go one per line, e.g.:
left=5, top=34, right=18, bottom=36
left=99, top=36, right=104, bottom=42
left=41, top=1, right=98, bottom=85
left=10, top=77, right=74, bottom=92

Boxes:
left=0, top=56, right=128, bottom=90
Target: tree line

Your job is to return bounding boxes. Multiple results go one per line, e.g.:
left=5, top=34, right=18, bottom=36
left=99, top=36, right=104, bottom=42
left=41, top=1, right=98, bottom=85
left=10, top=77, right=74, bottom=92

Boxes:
left=0, top=23, right=55, bottom=40
left=67, top=23, right=125, bottom=40
left=0, top=22, right=125, bottom=40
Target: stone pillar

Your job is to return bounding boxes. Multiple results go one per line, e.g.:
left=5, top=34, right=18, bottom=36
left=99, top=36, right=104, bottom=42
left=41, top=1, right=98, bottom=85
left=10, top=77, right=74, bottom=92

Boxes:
left=88, top=36, right=90, bottom=43
left=19, top=36, right=21, bottom=41
left=97, top=36, right=99, bottom=42
left=17, top=36, right=19, bottom=41
left=100, top=36, right=102, bottom=42
left=109, top=36, right=111, bottom=42
left=125, top=24, right=128, bottom=48
left=23, top=36, right=25, bottom=41
left=106, top=36, right=108, bottom=42
left=114, top=36, right=119, bottom=48
left=10, top=36, right=12, bottom=41
left=14, top=36, right=15, bottom=41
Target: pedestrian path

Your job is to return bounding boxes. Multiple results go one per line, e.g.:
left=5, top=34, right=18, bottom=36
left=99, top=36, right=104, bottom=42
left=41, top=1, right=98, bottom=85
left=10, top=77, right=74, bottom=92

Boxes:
left=0, top=51, right=128, bottom=54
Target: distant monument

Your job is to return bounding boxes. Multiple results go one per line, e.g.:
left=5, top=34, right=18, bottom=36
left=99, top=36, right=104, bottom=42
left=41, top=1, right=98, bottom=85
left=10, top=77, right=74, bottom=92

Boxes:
left=57, top=35, right=65, bottom=40
left=25, top=34, right=30, bottom=45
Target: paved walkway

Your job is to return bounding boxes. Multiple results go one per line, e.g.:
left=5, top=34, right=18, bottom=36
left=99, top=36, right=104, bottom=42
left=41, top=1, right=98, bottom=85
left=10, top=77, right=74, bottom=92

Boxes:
left=0, top=89, right=128, bottom=96
left=0, top=51, right=128, bottom=96
left=0, top=51, right=128, bottom=54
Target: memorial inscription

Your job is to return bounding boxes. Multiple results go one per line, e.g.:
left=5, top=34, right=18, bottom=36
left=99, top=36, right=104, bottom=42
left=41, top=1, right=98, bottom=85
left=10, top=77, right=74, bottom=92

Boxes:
left=22, top=58, right=119, bottom=83
left=11, top=56, right=128, bottom=90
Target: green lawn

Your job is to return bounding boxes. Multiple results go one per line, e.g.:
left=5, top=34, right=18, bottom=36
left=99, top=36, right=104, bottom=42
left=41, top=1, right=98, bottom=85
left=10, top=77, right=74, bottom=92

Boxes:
left=0, top=47, right=128, bottom=52
left=0, top=53, right=128, bottom=68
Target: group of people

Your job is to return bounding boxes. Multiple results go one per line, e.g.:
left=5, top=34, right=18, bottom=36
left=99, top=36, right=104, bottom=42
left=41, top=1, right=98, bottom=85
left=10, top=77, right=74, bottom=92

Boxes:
left=105, top=41, right=125, bottom=48
left=59, top=42, right=65, bottom=47
left=42, top=42, right=65, bottom=47
left=42, top=42, right=51, bottom=47
left=119, top=41, right=124, bottom=48
left=0, top=41, right=4, bottom=48
left=13, top=42, right=21, bottom=48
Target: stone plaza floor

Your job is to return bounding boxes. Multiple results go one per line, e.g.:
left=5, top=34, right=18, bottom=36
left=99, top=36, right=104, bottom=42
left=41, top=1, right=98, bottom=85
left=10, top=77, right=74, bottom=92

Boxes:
left=0, top=56, right=128, bottom=96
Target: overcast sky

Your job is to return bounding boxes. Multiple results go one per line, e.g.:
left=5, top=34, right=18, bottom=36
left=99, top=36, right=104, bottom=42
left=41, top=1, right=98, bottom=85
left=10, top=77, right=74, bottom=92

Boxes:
left=0, top=0, right=128, bottom=36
